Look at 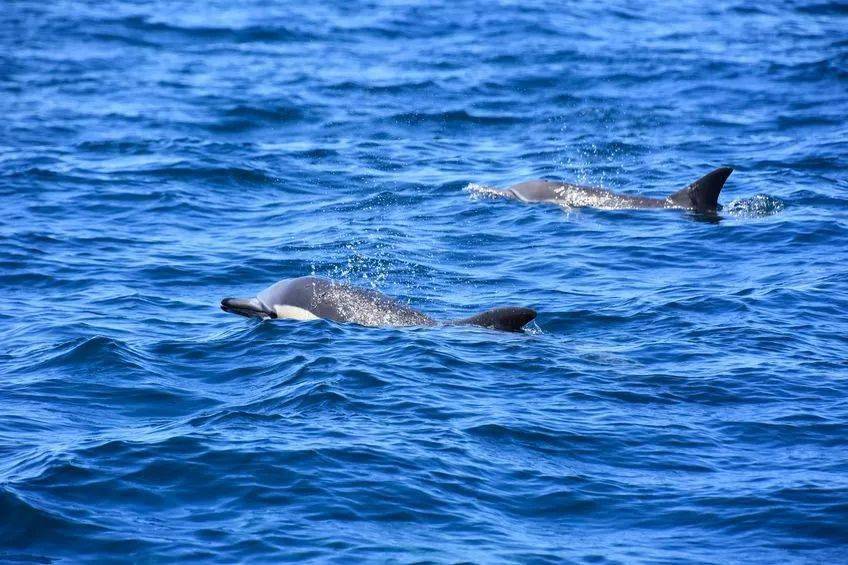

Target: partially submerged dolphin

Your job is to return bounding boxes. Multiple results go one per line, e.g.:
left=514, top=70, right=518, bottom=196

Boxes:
left=490, top=167, right=733, bottom=212
left=221, top=276, right=536, bottom=332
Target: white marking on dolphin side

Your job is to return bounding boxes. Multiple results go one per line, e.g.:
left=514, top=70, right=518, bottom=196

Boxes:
left=273, top=304, right=320, bottom=321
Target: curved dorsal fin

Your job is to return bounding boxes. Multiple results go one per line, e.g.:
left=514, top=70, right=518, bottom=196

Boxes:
left=667, top=167, right=733, bottom=211
left=451, top=307, right=536, bottom=332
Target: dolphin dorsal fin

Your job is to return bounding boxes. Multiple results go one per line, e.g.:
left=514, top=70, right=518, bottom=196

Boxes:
left=667, top=167, right=733, bottom=212
left=451, top=307, right=536, bottom=332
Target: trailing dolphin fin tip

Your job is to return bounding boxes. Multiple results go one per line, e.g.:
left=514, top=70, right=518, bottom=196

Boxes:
left=451, top=307, right=537, bottom=332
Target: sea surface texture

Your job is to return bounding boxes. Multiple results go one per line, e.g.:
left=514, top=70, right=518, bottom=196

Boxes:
left=2, top=0, right=847, bottom=562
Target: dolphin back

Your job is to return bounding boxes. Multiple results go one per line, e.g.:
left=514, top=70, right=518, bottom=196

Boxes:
left=667, top=167, right=733, bottom=212
left=450, top=307, right=536, bottom=332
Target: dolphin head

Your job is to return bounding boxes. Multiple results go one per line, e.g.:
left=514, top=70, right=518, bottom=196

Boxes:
left=221, top=278, right=323, bottom=321
left=220, top=296, right=276, bottom=318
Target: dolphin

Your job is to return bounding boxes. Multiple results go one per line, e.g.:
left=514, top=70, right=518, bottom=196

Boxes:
left=489, top=167, right=733, bottom=212
left=221, top=276, right=536, bottom=332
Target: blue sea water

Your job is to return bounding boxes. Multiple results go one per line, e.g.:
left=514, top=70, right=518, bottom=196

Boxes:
left=2, top=0, right=848, bottom=561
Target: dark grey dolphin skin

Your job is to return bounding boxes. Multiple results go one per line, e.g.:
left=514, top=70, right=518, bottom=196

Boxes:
left=221, top=276, right=536, bottom=332
left=494, top=167, right=733, bottom=212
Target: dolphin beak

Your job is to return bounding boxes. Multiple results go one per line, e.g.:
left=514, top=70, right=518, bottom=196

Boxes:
left=220, top=297, right=275, bottom=319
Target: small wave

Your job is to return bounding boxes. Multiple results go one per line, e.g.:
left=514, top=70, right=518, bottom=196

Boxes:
left=103, top=15, right=313, bottom=44
left=767, top=57, right=848, bottom=82
left=465, top=422, right=601, bottom=452
left=140, top=165, right=278, bottom=186
left=0, top=488, right=68, bottom=546
left=392, top=110, right=523, bottom=126
left=796, top=2, right=848, bottom=15
left=203, top=104, right=306, bottom=132
left=191, top=384, right=352, bottom=427
left=12, top=336, right=140, bottom=372
left=326, top=79, right=438, bottom=94
left=509, top=489, right=600, bottom=517
left=222, top=103, right=304, bottom=122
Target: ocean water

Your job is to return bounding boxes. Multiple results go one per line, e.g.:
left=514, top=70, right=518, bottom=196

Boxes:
left=2, top=0, right=847, bottom=562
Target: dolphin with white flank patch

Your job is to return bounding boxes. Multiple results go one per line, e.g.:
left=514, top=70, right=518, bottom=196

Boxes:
left=221, top=276, right=536, bottom=332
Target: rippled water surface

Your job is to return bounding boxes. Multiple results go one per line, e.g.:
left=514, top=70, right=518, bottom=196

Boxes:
left=2, top=1, right=848, bottom=562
